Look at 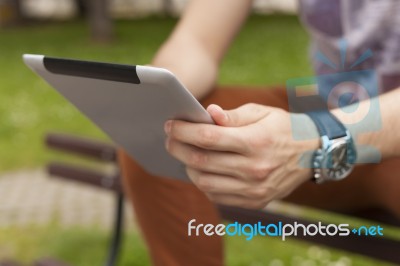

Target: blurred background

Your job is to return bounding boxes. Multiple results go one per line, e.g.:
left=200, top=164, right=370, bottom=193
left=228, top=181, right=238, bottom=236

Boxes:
left=0, top=0, right=397, bottom=265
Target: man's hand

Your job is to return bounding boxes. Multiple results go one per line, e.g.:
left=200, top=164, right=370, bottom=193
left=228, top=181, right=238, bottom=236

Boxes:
left=164, top=103, right=320, bottom=209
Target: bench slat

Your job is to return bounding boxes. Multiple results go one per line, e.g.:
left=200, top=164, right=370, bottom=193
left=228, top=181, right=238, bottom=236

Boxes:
left=46, top=133, right=117, bottom=162
left=48, top=162, right=120, bottom=192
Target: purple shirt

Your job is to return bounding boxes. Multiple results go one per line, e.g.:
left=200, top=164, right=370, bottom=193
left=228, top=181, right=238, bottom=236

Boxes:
left=299, top=0, right=400, bottom=94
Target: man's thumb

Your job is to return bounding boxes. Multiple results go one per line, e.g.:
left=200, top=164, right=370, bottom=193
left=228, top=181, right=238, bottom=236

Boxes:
left=207, top=103, right=269, bottom=127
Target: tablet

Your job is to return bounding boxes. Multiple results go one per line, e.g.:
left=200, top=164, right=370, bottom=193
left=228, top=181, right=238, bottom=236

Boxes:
left=23, top=54, right=213, bottom=181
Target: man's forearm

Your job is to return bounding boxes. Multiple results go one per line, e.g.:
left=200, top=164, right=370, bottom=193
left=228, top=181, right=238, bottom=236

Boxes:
left=150, top=0, right=252, bottom=100
left=333, top=88, right=400, bottom=160
left=151, top=34, right=218, bottom=100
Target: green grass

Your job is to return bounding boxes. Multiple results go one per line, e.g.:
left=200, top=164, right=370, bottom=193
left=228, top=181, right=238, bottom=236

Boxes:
left=0, top=224, right=393, bottom=266
left=0, top=15, right=312, bottom=172
left=0, top=225, right=150, bottom=265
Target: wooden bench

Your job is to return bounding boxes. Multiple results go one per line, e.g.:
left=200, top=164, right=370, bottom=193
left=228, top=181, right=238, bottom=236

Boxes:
left=44, top=133, right=400, bottom=266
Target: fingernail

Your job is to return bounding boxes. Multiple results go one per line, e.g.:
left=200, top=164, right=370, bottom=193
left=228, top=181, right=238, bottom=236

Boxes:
left=215, top=105, right=228, bottom=121
left=165, top=120, right=172, bottom=134
left=209, top=104, right=228, bottom=122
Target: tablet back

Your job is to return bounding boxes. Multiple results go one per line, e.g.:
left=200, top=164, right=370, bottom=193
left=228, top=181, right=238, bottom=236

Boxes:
left=23, top=54, right=213, bottom=181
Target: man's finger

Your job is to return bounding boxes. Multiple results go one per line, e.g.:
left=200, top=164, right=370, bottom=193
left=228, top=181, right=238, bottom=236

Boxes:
left=165, top=120, right=248, bottom=153
left=206, top=193, right=267, bottom=209
left=166, top=138, right=248, bottom=177
left=187, top=167, right=253, bottom=195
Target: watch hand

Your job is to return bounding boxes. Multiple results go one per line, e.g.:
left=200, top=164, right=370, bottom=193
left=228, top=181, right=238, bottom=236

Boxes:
left=338, top=146, right=346, bottom=161
left=332, top=147, right=346, bottom=168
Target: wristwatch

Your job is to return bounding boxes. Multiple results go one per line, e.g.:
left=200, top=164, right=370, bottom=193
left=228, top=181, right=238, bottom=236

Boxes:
left=306, top=110, right=357, bottom=184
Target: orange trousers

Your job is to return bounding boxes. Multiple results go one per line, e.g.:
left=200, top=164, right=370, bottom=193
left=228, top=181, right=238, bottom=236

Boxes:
left=119, top=87, right=400, bottom=266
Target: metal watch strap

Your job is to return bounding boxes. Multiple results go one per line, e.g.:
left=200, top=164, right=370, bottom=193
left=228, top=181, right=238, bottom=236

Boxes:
left=306, top=110, right=347, bottom=139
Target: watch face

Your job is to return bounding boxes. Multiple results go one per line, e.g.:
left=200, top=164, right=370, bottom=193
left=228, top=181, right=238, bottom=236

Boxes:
left=321, top=139, right=354, bottom=180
